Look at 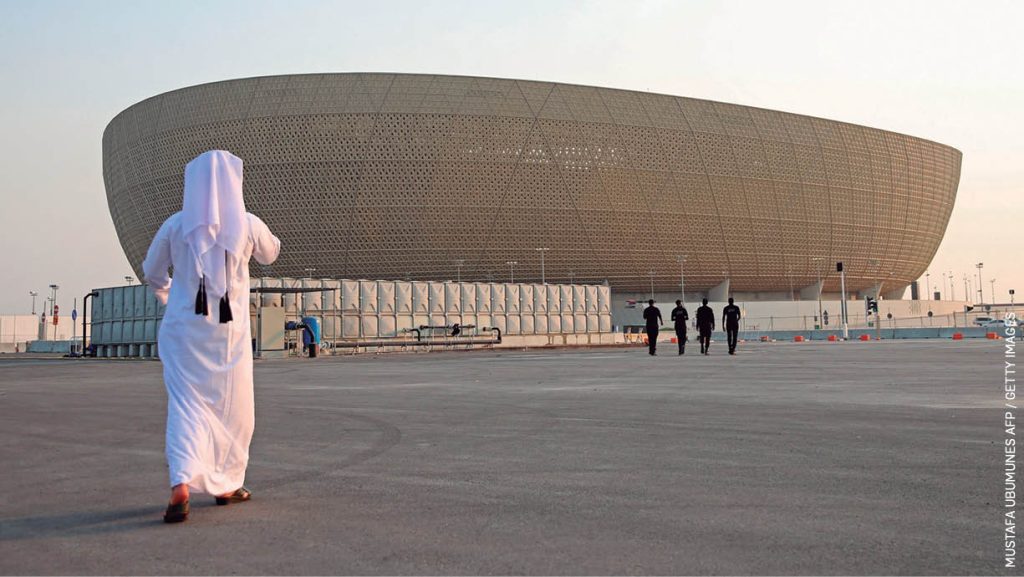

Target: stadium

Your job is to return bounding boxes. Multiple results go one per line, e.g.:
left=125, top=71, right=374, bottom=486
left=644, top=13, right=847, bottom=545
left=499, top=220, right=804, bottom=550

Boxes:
left=102, top=73, right=960, bottom=299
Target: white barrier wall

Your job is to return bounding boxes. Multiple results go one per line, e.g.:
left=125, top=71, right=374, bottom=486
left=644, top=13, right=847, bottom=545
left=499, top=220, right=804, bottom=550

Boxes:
left=90, top=278, right=613, bottom=357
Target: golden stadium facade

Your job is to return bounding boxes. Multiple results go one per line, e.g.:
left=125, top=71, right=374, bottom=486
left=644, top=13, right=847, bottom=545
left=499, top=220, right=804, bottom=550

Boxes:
left=102, top=73, right=960, bottom=296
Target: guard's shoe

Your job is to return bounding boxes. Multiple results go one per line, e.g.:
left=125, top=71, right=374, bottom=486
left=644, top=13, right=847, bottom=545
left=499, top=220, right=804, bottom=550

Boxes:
left=215, top=487, right=252, bottom=506
left=163, top=500, right=189, bottom=523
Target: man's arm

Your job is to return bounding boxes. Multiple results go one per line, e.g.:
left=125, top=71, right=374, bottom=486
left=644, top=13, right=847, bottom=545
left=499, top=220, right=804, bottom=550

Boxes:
left=142, top=217, right=174, bottom=305
left=249, top=213, right=282, bottom=265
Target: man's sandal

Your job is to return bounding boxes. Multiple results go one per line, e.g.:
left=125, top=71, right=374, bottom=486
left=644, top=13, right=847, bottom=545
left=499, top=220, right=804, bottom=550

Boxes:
left=215, top=487, right=252, bottom=506
left=163, top=500, right=190, bottom=523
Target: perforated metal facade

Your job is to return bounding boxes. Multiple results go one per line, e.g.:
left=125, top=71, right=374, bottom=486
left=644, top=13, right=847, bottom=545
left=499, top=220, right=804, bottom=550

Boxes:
left=102, top=73, right=960, bottom=294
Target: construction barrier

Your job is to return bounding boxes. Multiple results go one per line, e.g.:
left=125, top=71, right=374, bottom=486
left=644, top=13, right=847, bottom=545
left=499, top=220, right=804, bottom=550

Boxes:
left=793, top=335, right=804, bottom=342
left=859, top=334, right=870, bottom=341
left=952, top=332, right=964, bottom=340
left=827, top=334, right=838, bottom=342
left=90, top=278, right=614, bottom=358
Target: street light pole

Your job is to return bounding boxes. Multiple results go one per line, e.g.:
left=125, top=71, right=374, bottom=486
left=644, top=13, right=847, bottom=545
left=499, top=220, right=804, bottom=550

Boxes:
left=29, top=291, right=37, bottom=315
left=976, top=262, right=984, bottom=304
left=506, top=261, right=517, bottom=283
left=949, top=270, right=955, bottom=301
left=925, top=271, right=930, bottom=302
left=49, top=284, right=59, bottom=341
left=812, top=257, right=825, bottom=329
left=787, top=266, right=794, bottom=301
left=454, top=259, right=465, bottom=283
left=676, top=255, right=687, bottom=307
left=45, top=297, right=53, bottom=339
left=648, top=270, right=656, bottom=301
left=124, top=276, right=134, bottom=286
left=535, top=248, right=549, bottom=284
left=991, top=278, right=997, bottom=305
left=838, top=262, right=849, bottom=339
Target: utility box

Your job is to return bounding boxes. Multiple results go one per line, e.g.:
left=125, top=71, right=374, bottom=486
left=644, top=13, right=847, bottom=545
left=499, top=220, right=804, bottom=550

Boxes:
left=257, top=306, right=287, bottom=359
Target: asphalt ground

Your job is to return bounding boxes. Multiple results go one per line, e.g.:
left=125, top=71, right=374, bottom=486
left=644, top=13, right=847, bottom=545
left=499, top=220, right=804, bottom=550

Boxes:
left=0, top=339, right=1009, bottom=575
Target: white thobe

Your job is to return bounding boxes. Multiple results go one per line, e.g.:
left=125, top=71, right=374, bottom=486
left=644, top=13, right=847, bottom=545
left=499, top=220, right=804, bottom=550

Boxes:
left=143, top=211, right=281, bottom=494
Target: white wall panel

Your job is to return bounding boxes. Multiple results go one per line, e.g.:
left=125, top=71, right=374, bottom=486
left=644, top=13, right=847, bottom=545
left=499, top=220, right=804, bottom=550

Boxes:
left=491, top=314, right=507, bottom=334
left=342, top=281, right=360, bottom=313
left=548, top=314, right=561, bottom=334
left=505, top=284, right=520, bottom=313
left=505, top=314, right=520, bottom=335
left=476, top=284, right=491, bottom=313
left=520, top=284, right=534, bottom=314
left=445, top=283, right=462, bottom=313
left=573, top=285, right=586, bottom=313
left=112, top=288, right=124, bottom=320
left=534, top=314, right=548, bottom=334
left=575, top=313, right=587, bottom=333
left=491, top=284, right=506, bottom=313
left=428, top=282, right=445, bottom=314
left=343, top=315, right=361, bottom=337
left=521, top=313, right=535, bottom=334
left=412, top=282, right=429, bottom=314
left=395, top=281, right=413, bottom=314
left=282, top=278, right=300, bottom=313
left=586, top=286, right=599, bottom=313
left=359, top=281, right=378, bottom=314
left=378, top=281, right=396, bottom=314
left=598, top=286, right=611, bottom=313
left=461, top=283, right=476, bottom=313
left=361, top=316, right=378, bottom=337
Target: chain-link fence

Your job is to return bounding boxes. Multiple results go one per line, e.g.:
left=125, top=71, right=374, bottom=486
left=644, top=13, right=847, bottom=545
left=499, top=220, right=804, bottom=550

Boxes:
left=739, top=306, right=1018, bottom=332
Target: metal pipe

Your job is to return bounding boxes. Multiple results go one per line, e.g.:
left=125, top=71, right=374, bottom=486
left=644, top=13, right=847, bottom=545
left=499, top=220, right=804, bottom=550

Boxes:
left=330, top=328, right=501, bottom=349
left=328, top=337, right=500, bottom=348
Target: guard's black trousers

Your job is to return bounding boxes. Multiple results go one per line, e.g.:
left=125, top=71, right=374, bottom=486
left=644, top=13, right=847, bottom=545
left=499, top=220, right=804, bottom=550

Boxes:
left=726, top=326, right=739, bottom=353
left=646, top=328, right=659, bottom=355
left=699, top=329, right=712, bottom=353
left=675, top=328, right=686, bottom=354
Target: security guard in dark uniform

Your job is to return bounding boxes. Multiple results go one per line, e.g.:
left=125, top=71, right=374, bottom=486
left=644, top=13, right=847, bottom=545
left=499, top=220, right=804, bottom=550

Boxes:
left=723, top=297, right=742, bottom=355
left=642, top=299, right=662, bottom=356
left=695, top=298, right=715, bottom=355
left=670, top=299, right=689, bottom=355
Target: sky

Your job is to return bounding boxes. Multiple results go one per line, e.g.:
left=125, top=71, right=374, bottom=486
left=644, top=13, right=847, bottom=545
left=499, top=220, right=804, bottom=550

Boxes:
left=0, top=0, right=1021, bottom=315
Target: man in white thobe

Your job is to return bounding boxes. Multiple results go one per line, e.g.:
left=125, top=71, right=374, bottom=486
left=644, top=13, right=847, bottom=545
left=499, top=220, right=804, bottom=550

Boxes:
left=143, top=150, right=281, bottom=523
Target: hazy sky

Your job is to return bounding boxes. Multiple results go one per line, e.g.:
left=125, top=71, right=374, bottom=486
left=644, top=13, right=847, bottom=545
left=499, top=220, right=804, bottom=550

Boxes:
left=1, top=0, right=1020, bottom=314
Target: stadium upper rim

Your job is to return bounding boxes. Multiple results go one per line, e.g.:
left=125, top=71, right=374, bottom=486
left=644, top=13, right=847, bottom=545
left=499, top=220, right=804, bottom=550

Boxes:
left=105, top=72, right=960, bottom=155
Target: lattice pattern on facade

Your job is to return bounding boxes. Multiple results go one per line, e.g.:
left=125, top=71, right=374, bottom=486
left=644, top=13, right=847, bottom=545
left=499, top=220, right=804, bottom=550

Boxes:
left=102, top=73, right=961, bottom=294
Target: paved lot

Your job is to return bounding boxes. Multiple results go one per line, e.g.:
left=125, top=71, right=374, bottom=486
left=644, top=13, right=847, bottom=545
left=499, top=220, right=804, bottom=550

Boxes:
left=0, top=340, right=1007, bottom=574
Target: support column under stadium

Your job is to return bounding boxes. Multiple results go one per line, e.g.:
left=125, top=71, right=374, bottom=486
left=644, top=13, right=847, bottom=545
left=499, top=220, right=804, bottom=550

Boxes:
left=708, top=279, right=730, bottom=302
